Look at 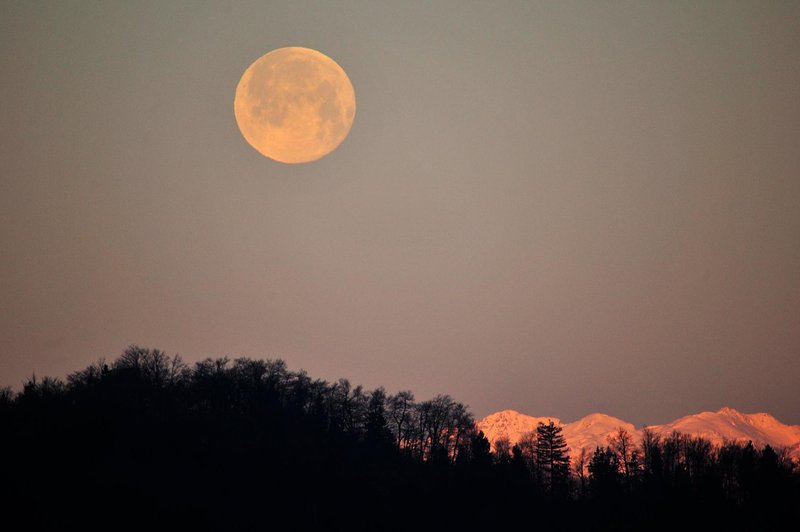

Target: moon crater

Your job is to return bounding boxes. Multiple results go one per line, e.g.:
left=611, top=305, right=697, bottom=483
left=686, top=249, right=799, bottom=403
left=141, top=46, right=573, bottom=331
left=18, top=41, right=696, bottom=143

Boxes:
left=234, top=47, right=356, bottom=164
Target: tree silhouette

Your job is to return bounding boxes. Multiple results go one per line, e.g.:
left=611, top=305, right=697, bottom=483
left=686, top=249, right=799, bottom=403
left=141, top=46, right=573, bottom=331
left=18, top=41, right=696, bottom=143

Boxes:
left=588, top=446, right=620, bottom=497
left=1, top=345, right=798, bottom=531
left=574, top=446, right=589, bottom=498
left=535, top=420, right=571, bottom=498
left=469, top=430, right=493, bottom=468
left=387, top=390, right=414, bottom=451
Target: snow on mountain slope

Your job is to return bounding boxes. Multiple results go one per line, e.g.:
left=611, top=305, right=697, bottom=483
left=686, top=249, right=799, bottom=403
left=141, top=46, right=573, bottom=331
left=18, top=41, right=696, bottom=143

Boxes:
left=476, top=410, right=638, bottom=457
left=647, top=407, right=800, bottom=451
left=476, top=407, right=800, bottom=460
left=561, top=413, right=640, bottom=457
left=476, top=410, right=559, bottom=447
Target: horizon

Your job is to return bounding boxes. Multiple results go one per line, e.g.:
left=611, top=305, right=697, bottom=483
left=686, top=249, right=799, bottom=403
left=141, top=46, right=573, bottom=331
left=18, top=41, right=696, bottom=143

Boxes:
left=2, top=2, right=799, bottom=429
left=2, top=347, right=796, bottom=429
left=5, top=345, right=796, bottom=529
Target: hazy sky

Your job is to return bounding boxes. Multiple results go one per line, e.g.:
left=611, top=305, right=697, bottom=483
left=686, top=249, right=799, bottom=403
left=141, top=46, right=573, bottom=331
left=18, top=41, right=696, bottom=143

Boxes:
left=2, top=1, right=799, bottom=426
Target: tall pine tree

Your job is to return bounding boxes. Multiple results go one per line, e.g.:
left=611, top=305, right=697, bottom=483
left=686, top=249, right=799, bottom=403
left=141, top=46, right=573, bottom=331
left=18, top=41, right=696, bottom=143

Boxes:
left=535, top=420, right=571, bottom=497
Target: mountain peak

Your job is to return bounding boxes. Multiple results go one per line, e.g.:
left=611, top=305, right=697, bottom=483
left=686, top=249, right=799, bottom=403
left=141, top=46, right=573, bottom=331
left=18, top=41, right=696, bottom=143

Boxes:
left=487, top=409, right=526, bottom=418
left=475, top=410, right=561, bottom=450
left=477, top=408, right=800, bottom=461
left=572, top=412, right=629, bottom=425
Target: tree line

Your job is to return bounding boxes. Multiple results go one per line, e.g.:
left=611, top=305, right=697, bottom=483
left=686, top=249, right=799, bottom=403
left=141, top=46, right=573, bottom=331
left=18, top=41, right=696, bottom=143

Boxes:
left=1, top=346, right=797, bottom=530
left=495, top=423, right=796, bottom=510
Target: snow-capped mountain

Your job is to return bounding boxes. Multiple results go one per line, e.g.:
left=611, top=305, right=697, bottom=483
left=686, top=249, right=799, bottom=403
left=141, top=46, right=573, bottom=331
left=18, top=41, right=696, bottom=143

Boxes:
left=477, top=410, right=562, bottom=448
left=648, top=407, right=800, bottom=451
left=561, top=413, right=640, bottom=457
left=476, top=407, right=800, bottom=460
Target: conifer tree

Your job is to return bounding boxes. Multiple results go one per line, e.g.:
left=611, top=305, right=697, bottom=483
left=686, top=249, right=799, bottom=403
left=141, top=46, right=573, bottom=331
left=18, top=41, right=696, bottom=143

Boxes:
left=535, top=420, right=571, bottom=497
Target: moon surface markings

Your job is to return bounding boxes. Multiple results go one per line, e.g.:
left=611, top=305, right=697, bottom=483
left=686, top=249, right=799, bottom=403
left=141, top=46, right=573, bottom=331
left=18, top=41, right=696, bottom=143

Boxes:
left=234, top=47, right=356, bottom=164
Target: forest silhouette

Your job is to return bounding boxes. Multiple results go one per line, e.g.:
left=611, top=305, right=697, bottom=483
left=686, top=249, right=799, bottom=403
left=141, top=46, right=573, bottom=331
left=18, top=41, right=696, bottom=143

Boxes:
left=2, top=346, right=797, bottom=531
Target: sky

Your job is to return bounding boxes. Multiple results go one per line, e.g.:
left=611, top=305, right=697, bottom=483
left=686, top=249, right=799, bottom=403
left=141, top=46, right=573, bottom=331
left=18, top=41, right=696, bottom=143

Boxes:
left=1, top=1, right=799, bottom=426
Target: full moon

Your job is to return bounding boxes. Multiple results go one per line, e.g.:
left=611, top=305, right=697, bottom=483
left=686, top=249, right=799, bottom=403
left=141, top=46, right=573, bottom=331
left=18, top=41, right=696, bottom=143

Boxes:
left=234, top=47, right=356, bottom=164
